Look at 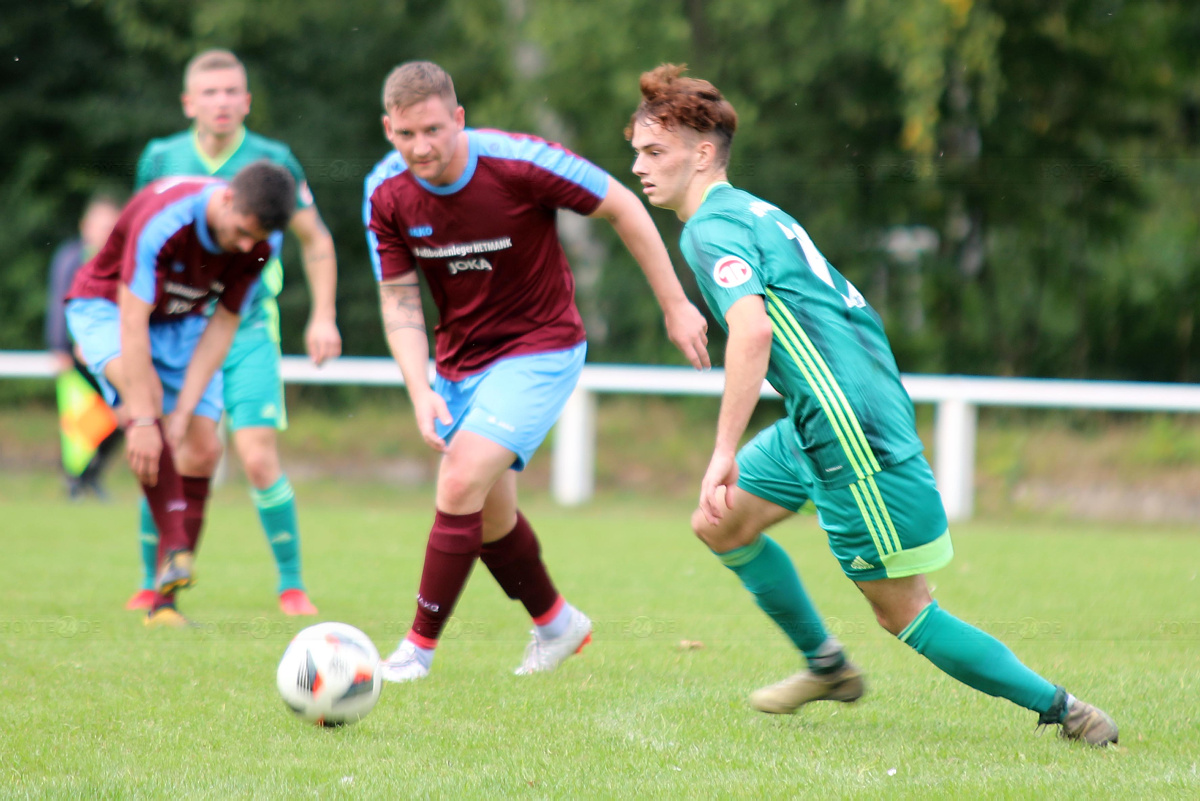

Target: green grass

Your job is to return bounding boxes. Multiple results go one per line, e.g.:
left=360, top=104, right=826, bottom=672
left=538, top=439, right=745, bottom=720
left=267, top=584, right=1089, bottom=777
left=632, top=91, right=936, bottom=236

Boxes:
left=1, top=472, right=1197, bottom=798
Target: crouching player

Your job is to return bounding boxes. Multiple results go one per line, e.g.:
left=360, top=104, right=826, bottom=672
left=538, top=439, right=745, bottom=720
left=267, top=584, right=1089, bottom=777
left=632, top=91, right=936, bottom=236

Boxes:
left=626, top=64, right=1118, bottom=745
left=65, top=161, right=296, bottom=627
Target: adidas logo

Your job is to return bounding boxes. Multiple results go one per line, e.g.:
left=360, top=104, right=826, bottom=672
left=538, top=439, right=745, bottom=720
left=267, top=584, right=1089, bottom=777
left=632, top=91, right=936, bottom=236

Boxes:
left=849, top=556, right=874, bottom=570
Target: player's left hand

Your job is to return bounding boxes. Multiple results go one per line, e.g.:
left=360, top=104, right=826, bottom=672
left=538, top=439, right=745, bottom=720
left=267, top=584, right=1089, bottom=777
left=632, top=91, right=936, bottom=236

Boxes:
left=305, top=319, right=342, bottom=366
left=699, top=449, right=738, bottom=526
left=665, top=301, right=711, bottom=370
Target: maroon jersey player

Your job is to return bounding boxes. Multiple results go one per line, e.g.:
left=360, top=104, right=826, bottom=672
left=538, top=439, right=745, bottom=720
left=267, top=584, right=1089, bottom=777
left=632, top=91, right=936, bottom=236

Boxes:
left=66, top=162, right=295, bottom=627
left=364, top=60, right=709, bottom=681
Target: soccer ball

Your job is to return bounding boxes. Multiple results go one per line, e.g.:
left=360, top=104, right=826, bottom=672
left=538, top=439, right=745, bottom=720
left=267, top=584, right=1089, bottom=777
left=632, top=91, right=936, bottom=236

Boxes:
left=276, top=622, right=382, bottom=727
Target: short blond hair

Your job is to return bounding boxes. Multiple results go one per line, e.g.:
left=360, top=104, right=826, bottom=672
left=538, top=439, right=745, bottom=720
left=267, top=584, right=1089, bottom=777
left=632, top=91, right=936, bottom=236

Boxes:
left=184, top=49, right=246, bottom=91
left=382, top=60, right=457, bottom=112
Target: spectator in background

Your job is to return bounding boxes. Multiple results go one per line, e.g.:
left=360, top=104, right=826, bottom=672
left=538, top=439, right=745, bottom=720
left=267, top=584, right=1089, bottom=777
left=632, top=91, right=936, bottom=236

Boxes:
left=45, top=192, right=124, bottom=500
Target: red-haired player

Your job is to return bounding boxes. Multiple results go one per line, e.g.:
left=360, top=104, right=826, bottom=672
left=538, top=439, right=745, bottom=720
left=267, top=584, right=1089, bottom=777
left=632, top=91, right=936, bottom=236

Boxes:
left=626, top=63, right=1117, bottom=746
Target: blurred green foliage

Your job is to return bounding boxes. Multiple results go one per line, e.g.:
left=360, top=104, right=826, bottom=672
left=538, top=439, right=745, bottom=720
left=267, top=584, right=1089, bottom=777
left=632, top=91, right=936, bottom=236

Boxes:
left=3, top=0, right=1200, bottom=385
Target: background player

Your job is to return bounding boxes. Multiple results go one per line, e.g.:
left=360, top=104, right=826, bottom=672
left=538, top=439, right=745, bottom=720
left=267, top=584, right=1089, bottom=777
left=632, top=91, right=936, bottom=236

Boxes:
left=45, top=192, right=123, bottom=499
left=66, top=161, right=296, bottom=627
left=626, top=64, right=1118, bottom=746
left=126, top=49, right=341, bottom=616
left=365, top=61, right=710, bottom=682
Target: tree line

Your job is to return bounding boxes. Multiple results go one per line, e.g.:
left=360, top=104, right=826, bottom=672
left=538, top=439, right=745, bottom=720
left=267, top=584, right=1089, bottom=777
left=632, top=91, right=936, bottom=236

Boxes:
left=3, top=0, right=1198, bottom=383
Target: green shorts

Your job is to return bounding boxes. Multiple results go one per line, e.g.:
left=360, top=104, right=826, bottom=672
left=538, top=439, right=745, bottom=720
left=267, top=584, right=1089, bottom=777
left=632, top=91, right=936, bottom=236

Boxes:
left=736, top=419, right=952, bottom=581
left=813, top=454, right=952, bottom=581
left=736, top=419, right=814, bottom=512
left=222, top=332, right=287, bottom=432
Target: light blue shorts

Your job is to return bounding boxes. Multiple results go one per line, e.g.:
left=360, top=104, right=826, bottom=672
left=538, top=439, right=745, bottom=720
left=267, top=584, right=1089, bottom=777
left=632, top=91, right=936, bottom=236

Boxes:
left=65, top=298, right=224, bottom=422
left=433, top=342, right=587, bottom=471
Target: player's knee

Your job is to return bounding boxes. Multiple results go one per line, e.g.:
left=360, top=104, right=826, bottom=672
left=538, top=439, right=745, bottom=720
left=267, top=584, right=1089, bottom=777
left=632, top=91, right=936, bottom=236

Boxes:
left=176, top=432, right=222, bottom=475
left=437, top=469, right=490, bottom=511
left=691, top=508, right=757, bottom=553
left=870, top=597, right=927, bottom=637
left=870, top=604, right=903, bottom=636
left=690, top=507, right=726, bottom=550
left=240, top=448, right=280, bottom=489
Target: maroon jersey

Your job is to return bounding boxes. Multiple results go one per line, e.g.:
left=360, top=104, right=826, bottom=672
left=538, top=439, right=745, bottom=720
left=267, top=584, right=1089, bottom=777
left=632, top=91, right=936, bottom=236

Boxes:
left=364, top=129, right=610, bottom=380
left=67, top=177, right=279, bottom=321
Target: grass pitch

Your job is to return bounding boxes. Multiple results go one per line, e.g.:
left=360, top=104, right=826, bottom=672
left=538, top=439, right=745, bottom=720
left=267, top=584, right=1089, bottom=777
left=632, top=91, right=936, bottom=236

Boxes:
left=1, top=472, right=1197, bottom=798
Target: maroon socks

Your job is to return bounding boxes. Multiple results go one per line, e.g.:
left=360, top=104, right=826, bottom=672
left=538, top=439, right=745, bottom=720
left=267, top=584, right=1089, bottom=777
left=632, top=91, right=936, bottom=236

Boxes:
left=141, top=422, right=187, bottom=555
left=181, top=475, right=210, bottom=552
left=480, top=511, right=559, bottom=620
left=409, top=510, right=483, bottom=644
left=142, top=424, right=213, bottom=613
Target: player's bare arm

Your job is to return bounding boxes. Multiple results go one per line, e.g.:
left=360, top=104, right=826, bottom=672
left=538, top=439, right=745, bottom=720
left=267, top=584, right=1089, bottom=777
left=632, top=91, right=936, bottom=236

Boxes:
left=379, top=276, right=451, bottom=451
left=590, top=177, right=711, bottom=370
left=168, top=303, right=241, bottom=451
left=700, top=293, right=773, bottom=525
left=115, top=285, right=165, bottom=486
left=290, top=205, right=342, bottom=366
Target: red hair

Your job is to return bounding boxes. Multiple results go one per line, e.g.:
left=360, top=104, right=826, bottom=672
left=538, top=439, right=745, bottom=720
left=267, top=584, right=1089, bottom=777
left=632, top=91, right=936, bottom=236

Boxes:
left=626, top=64, right=738, bottom=165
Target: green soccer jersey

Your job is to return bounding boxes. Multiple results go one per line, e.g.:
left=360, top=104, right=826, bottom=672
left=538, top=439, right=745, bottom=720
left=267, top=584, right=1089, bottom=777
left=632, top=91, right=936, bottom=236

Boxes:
left=681, top=182, right=924, bottom=488
left=135, top=127, right=313, bottom=341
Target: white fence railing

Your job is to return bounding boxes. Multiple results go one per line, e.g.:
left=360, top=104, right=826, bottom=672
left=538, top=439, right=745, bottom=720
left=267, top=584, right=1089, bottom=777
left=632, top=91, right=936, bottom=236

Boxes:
left=5, top=350, right=1200, bottom=521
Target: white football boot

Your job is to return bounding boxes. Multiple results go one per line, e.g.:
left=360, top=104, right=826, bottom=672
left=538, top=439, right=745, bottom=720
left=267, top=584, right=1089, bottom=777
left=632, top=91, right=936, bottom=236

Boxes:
left=381, top=639, right=431, bottom=683
left=514, top=608, right=593, bottom=675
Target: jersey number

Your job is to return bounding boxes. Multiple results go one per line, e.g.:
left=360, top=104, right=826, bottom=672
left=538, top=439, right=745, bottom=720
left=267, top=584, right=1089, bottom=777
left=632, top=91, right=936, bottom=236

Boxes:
left=776, top=221, right=866, bottom=309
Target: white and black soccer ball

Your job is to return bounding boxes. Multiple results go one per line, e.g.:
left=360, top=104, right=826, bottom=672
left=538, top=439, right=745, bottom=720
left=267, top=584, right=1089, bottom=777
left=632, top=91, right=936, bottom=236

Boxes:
left=276, top=622, right=382, bottom=727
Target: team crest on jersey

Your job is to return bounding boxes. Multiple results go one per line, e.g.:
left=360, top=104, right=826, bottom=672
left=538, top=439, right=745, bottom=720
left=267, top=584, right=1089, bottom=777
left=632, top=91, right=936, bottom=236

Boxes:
left=713, top=255, right=752, bottom=288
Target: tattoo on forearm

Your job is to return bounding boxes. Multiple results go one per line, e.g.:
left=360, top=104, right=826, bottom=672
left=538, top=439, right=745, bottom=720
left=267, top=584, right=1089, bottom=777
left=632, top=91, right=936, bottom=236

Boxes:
left=380, top=283, right=426, bottom=334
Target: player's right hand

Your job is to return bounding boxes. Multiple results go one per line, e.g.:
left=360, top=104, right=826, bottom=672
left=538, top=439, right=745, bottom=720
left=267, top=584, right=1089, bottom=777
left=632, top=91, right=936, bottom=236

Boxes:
left=699, top=449, right=739, bottom=526
left=665, top=300, right=711, bottom=370
left=412, top=388, right=453, bottom=452
left=126, top=423, right=163, bottom=487
left=305, top=318, right=342, bottom=366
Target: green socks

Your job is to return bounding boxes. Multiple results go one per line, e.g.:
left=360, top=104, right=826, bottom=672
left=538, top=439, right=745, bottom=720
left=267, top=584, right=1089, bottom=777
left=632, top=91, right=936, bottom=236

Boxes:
left=898, top=600, right=1059, bottom=714
left=138, top=498, right=159, bottom=591
left=138, top=477, right=306, bottom=594
left=717, top=536, right=1061, bottom=716
left=252, top=475, right=304, bottom=593
left=717, top=535, right=843, bottom=672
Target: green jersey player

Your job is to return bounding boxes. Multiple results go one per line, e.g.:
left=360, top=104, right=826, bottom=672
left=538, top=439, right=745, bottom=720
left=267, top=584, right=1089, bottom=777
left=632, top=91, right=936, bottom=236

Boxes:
left=126, top=49, right=341, bottom=616
left=626, top=64, right=1117, bottom=746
